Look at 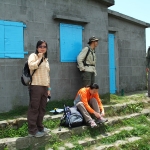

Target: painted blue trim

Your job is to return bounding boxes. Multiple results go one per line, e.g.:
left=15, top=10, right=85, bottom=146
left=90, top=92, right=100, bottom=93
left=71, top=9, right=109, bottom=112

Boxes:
left=24, top=51, right=28, bottom=54
left=108, top=33, right=116, bottom=94
left=23, top=24, right=26, bottom=28
left=0, top=22, right=4, bottom=58
left=60, top=23, right=83, bottom=62
left=0, top=20, right=26, bottom=58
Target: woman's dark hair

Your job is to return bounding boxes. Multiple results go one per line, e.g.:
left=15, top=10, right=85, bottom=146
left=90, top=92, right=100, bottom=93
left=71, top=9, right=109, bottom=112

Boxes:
left=88, top=83, right=99, bottom=89
left=35, top=40, right=48, bottom=58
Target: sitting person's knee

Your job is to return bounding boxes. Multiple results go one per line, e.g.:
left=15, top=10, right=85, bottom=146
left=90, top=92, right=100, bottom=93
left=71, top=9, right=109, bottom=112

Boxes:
left=76, top=102, right=84, bottom=107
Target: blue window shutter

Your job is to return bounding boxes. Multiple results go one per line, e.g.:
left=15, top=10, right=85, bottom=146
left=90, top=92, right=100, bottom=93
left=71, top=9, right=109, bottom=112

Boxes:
left=4, top=21, right=24, bottom=58
left=60, top=23, right=82, bottom=62
left=0, top=20, right=4, bottom=58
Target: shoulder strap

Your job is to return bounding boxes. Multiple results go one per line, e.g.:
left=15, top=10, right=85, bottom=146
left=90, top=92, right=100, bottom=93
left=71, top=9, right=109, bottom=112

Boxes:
left=31, top=57, right=43, bottom=76
left=83, top=47, right=90, bottom=65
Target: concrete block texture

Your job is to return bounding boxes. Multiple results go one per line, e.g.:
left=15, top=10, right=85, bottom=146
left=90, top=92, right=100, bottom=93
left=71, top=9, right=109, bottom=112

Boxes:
left=0, top=0, right=147, bottom=112
left=108, top=15, right=148, bottom=93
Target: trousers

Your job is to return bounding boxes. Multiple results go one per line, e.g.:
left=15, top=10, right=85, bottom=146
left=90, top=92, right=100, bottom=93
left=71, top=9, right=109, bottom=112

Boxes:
left=27, top=85, right=48, bottom=135
left=75, top=95, right=100, bottom=123
left=81, top=71, right=95, bottom=87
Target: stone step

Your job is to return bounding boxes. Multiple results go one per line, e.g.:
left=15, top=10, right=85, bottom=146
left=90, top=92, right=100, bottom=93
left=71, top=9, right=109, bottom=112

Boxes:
left=61, top=126, right=134, bottom=149
left=0, top=99, right=150, bottom=129
left=92, top=136, right=142, bottom=150
left=0, top=108, right=150, bottom=150
left=52, top=107, right=150, bottom=140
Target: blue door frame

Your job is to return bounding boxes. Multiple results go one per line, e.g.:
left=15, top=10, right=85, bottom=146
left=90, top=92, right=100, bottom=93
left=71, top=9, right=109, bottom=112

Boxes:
left=108, top=33, right=116, bottom=94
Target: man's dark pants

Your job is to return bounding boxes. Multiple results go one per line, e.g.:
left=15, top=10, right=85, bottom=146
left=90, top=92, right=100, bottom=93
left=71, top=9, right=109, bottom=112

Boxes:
left=81, top=71, right=95, bottom=87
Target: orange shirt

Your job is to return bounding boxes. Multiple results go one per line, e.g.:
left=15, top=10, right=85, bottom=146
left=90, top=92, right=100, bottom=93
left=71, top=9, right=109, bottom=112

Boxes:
left=75, top=87, right=104, bottom=114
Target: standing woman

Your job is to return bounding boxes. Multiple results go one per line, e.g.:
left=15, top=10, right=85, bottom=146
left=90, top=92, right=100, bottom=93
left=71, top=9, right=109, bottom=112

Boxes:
left=27, top=40, right=51, bottom=137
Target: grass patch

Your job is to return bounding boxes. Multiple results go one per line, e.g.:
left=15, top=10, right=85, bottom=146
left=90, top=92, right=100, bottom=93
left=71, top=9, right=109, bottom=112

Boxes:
left=106, top=102, right=144, bottom=117
left=62, top=116, right=150, bottom=146
left=100, top=126, right=150, bottom=144
left=1, top=111, right=150, bottom=149
left=0, top=106, right=28, bottom=121
left=0, top=100, right=147, bottom=139
left=0, top=99, right=74, bottom=121
left=60, top=115, right=150, bottom=150
left=119, top=137, right=150, bottom=150
left=0, top=118, right=61, bottom=139
left=0, top=92, right=146, bottom=121
left=43, top=119, right=60, bottom=130
left=0, top=123, right=28, bottom=138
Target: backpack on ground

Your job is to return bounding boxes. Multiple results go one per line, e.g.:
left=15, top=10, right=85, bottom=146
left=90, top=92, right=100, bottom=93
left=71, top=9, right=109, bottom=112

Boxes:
left=59, top=105, right=83, bottom=131
left=21, top=58, right=43, bottom=86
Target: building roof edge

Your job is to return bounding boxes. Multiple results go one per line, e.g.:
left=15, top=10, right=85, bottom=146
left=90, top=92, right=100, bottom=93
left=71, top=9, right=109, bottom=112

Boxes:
left=108, top=9, right=150, bottom=28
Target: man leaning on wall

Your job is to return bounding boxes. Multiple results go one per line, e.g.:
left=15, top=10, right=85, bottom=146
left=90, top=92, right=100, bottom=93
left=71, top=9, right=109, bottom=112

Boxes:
left=146, top=46, right=150, bottom=97
left=77, top=36, right=99, bottom=87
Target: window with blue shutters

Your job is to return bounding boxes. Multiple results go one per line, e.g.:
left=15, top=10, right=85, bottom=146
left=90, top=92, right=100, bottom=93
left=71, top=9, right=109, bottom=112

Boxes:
left=0, top=20, right=27, bottom=58
left=60, top=23, right=83, bottom=62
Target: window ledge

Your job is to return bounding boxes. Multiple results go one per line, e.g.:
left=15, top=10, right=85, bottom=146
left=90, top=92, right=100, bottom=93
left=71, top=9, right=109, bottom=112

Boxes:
left=53, top=14, right=89, bottom=24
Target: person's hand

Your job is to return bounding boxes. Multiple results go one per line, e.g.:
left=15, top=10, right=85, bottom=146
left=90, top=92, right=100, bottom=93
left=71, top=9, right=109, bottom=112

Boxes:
left=47, top=90, right=51, bottom=96
left=93, top=111, right=101, bottom=119
left=38, top=53, right=43, bottom=59
left=146, top=68, right=149, bottom=72
left=101, top=112, right=105, bottom=117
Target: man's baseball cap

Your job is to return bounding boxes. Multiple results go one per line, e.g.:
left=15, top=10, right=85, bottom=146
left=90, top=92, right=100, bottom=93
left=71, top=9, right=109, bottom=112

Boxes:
left=87, top=36, right=99, bottom=44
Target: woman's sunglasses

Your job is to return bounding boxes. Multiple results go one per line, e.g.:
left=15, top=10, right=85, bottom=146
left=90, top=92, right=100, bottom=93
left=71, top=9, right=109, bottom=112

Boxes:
left=38, top=46, right=47, bottom=48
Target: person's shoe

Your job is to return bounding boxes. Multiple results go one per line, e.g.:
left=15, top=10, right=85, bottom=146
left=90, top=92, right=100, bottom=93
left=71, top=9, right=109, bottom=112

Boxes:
left=42, top=127, right=51, bottom=134
left=96, top=117, right=108, bottom=124
left=28, top=131, right=45, bottom=138
left=89, top=120, right=97, bottom=128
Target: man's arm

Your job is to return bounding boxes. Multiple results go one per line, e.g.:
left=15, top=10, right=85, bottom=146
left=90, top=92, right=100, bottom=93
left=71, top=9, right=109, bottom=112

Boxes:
left=146, top=54, right=150, bottom=72
left=77, top=47, right=89, bottom=71
left=146, top=47, right=150, bottom=72
left=94, top=94, right=105, bottom=115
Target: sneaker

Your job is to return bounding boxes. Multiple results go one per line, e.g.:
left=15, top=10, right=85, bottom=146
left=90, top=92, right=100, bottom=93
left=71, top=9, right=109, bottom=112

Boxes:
left=42, top=127, right=51, bottom=133
left=96, top=117, right=108, bottom=124
left=89, top=120, right=97, bottom=128
left=28, top=131, right=45, bottom=138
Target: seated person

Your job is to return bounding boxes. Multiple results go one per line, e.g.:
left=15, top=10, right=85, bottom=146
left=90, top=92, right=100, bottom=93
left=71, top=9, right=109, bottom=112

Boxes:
left=74, top=83, right=108, bottom=128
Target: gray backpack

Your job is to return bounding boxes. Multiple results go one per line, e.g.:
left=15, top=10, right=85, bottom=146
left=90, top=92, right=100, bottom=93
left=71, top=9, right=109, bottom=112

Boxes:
left=59, top=105, right=83, bottom=131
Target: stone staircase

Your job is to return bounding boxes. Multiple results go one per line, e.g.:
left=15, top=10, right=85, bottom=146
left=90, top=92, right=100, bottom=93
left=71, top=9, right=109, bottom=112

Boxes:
left=0, top=98, right=150, bottom=150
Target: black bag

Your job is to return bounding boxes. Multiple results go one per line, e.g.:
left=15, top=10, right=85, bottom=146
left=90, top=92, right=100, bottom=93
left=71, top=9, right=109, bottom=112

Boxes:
left=59, top=105, right=83, bottom=131
left=77, top=47, right=90, bottom=69
left=82, top=47, right=90, bottom=66
left=21, top=58, right=43, bottom=86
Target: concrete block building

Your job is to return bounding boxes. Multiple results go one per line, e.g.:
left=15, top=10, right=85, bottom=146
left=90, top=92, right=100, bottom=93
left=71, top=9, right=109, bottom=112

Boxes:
left=0, top=0, right=149, bottom=112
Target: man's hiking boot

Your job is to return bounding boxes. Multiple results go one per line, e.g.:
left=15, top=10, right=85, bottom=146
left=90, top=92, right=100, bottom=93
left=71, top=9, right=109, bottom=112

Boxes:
left=96, top=117, right=108, bottom=124
left=89, top=120, right=97, bottom=128
left=28, top=131, right=45, bottom=138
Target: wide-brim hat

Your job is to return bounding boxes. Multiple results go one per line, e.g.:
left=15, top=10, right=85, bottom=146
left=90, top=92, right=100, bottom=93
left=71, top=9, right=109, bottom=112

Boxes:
left=87, top=36, right=99, bottom=44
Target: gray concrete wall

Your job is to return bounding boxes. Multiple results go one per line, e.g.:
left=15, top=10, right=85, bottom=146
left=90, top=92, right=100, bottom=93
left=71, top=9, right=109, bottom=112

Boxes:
left=0, top=0, right=110, bottom=112
left=108, top=13, right=147, bottom=93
